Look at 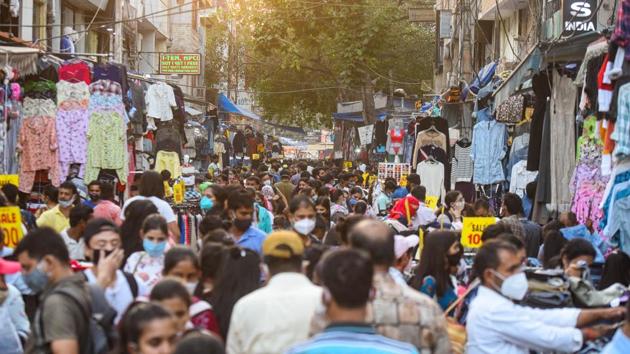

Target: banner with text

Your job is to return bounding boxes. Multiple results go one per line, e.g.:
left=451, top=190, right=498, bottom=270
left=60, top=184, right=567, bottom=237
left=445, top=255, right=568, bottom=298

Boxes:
left=0, top=206, right=23, bottom=248
left=461, top=217, right=496, bottom=248
left=159, top=53, right=201, bottom=75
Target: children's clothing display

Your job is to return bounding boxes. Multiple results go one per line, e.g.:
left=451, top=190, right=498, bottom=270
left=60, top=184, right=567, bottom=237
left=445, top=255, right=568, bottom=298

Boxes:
left=18, top=98, right=60, bottom=192
left=56, top=80, right=90, bottom=178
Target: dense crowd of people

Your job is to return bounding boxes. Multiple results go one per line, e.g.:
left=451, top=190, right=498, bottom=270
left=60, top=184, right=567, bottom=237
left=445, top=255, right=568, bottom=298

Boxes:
left=0, top=159, right=629, bottom=354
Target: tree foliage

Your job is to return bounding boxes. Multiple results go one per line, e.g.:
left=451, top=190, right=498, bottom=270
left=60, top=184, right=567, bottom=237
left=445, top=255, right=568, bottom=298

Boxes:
left=208, top=0, right=435, bottom=126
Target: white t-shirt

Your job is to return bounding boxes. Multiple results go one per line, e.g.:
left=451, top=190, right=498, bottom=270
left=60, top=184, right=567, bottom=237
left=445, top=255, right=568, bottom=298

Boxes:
left=60, top=228, right=85, bottom=260
left=123, top=251, right=165, bottom=290
left=120, top=196, right=176, bottom=223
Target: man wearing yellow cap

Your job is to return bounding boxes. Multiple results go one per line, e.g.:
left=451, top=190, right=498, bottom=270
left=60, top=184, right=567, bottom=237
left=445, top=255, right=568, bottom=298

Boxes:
left=227, top=231, right=322, bottom=354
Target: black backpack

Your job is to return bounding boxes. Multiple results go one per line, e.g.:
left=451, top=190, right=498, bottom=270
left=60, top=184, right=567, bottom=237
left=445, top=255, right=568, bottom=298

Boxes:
left=34, top=283, right=117, bottom=354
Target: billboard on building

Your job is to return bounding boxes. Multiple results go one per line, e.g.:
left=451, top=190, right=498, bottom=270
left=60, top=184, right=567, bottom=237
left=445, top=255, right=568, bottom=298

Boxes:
left=159, top=53, right=201, bottom=75
left=562, top=0, right=597, bottom=36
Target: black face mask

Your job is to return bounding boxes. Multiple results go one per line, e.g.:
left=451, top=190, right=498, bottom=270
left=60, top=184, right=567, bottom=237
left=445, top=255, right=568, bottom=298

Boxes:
left=233, top=218, right=253, bottom=232
left=91, top=249, right=114, bottom=265
left=89, top=193, right=100, bottom=202
left=446, top=248, right=463, bottom=267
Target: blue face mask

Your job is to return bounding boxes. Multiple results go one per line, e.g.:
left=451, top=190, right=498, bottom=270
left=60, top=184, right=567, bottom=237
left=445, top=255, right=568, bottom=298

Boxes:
left=23, top=262, right=49, bottom=293
left=200, top=196, right=214, bottom=211
left=143, top=239, right=166, bottom=257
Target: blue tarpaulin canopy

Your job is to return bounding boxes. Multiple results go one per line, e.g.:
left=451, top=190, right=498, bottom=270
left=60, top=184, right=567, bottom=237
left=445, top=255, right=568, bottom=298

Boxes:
left=218, top=93, right=261, bottom=121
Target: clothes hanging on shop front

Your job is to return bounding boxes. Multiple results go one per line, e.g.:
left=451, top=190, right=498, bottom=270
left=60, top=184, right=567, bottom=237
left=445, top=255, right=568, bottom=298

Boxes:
left=451, top=140, right=473, bottom=184
left=417, top=160, right=446, bottom=201
left=4, top=87, right=22, bottom=174
left=85, top=80, right=128, bottom=184
left=145, top=82, right=177, bottom=129
left=18, top=98, right=61, bottom=193
left=58, top=60, right=91, bottom=84
left=471, top=119, right=507, bottom=185
left=155, top=150, right=182, bottom=179
left=509, top=160, right=538, bottom=199
left=527, top=72, right=551, bottom=171
left=386, top=129, right=404, bottom=156
left=56, top=80, right=90, bottom=179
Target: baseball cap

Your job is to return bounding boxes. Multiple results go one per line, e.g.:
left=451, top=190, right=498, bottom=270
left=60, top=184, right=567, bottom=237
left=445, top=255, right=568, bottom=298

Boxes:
left=263, top=231, right=304, bottom=259
left=394, top=235, right=420, bottom=259
left=0, top=258, right=21, bottom=275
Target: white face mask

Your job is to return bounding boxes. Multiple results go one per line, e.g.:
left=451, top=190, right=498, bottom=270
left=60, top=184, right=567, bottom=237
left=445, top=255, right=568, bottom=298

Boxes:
left=263, top=180, right=272, bottom=186
left=491, top=270, right=528, bottom=301
left=294, top=218, right=316, bottom=235
left=185, top=281, right=198, bottom=295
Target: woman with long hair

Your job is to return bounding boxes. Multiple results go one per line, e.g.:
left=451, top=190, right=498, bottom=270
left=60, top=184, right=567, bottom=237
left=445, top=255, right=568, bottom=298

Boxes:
left=124, top=214, right=169, bottom=289
left=120, top=199, right=158, bottom=262
left=116, top=302, right=177, bottom=354
left=409, top=231, right=462, bottom=311
left=162, top=247, right=221, bottom=336
left=210, top=247, right=260, bottom=339
left=435, top=191, right=465, bottom=229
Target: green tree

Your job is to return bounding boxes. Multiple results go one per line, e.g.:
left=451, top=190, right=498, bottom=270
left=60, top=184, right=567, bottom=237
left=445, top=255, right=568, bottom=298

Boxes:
left=213, top=0, right=434, bottom=126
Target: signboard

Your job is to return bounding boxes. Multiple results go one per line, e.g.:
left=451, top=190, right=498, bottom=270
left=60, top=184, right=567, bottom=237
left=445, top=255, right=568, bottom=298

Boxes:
left=408, top=7, right=435, bottom=23
left=425, top=196, right=439, bottom=210
left=461, top=217, right=496, bottom=248
left=0, top=207, right=23, bottom=248
left=562, top=0, right=597, bottom=36
left=159, top=53, right=201, bottom=75
left=357, top=124, right=374, bottom=146
left=378, top=163, right=411, bottom=185
left=0, top=174, right=18, bottom=188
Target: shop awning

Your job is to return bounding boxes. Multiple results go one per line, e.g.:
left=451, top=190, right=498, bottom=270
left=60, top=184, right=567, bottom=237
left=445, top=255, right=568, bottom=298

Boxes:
left=333, top=110, right=388, bottom=122
left=0, top=45, right=39, bottom=76
left=184, top=106, right=203, bottom=116
left=263, top=121, right=306, bottom=134
left=218, top=93, right=261, bottom=121
left=542, top=31, right=603, bottom=64
left=492, top=47, right=542, bottom=107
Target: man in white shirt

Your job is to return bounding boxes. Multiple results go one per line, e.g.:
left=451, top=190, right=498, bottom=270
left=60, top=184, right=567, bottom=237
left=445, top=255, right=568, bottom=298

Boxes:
left=410, top=186, right=436, bottom=228
left=60, top=205, right=93, bottom=260
left=227, top=230, right=322, bottom=354
left=466, top=240, right=626, bottom=354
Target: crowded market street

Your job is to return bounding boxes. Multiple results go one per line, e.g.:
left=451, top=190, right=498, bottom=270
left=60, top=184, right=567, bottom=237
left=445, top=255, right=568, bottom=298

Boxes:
left=0, top=0, right=630, bottom=354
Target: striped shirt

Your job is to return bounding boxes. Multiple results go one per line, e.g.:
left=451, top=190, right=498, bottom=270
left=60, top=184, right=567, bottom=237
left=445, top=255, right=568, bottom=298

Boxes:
left=287, top=323, right=419, bottom=354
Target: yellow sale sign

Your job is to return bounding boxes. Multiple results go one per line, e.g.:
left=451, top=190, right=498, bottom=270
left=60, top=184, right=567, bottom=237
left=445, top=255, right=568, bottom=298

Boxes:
left=461, top=217, right=496, bottom=248
left=0, top=174, right=18, bottom=188
left=0, top=206, right=23, bottom=248
left=425, top=196, right=439, bottom=210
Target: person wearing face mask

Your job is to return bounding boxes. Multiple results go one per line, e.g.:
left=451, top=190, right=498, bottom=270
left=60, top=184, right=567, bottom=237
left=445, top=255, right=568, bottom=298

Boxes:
left=289, top=196, right=320, bottom=247
left=226, top=189, right=267, bottom=255
left=124, top=214, right=169, bottom=289
left=390, top=235, right=420, bottom=286
left=14, top=228, right=93, bottom=354
left=162, top=247, right=220, bottom=336
left=466, top=240, right=626, bottom=354
left=82, top=219, right=146, bottom=324
left=436, top=191, right=465, bottom=230
left=409, top=231, right=461, bottom=311
left=37, top=181, right=78, bottom=233
left=84, top=180, right=102, bottom=209
left=560, top=239, right=627, bottom=308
